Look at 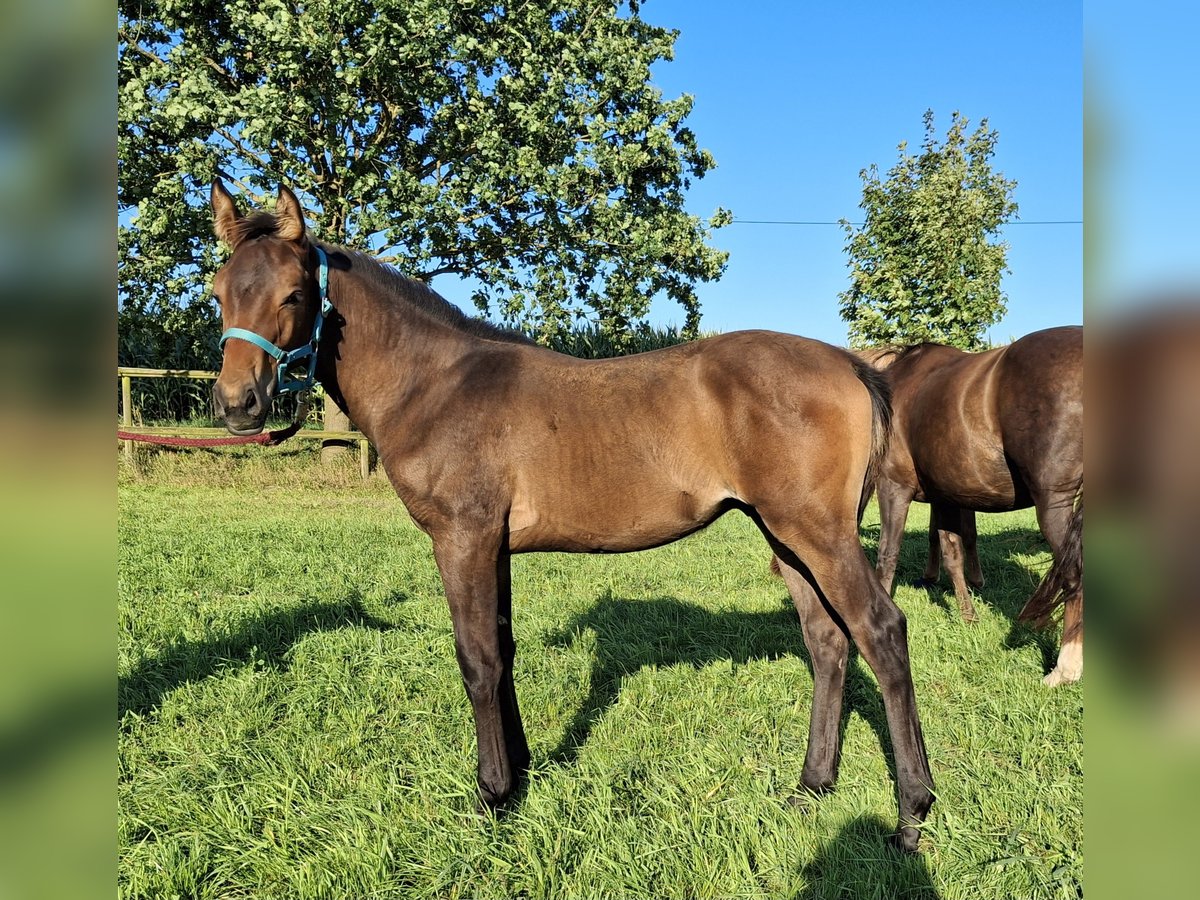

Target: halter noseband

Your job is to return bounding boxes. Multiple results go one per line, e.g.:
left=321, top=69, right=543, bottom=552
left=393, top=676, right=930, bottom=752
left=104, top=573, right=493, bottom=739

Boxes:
left=219, top=246, right=333, bottom=394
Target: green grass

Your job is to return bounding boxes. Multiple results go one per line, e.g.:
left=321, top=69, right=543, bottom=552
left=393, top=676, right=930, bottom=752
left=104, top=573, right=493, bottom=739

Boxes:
left=118, top=448, right=1081, bottom=899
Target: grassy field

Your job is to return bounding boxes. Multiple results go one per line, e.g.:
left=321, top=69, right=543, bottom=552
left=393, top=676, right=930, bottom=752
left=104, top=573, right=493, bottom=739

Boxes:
left=118, top=448, right=1081, bottom=899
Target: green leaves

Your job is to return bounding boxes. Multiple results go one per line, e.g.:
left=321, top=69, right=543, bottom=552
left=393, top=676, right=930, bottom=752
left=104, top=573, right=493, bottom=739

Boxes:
left=838, top=110, right=1018, bottom=351
left=118, top=0, right=729, bottom=345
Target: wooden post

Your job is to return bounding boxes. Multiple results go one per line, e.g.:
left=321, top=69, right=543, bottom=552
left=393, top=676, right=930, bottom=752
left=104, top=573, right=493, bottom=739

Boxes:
left=121, top=375, right=133, bottom=460
left=321, top=393, right=353, bottom=466
left=359, top=439, right=370, bottom=480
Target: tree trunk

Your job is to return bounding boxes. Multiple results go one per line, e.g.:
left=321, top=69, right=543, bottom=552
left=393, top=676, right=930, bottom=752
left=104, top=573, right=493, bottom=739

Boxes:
left=321, top=392, right=353, bottom=466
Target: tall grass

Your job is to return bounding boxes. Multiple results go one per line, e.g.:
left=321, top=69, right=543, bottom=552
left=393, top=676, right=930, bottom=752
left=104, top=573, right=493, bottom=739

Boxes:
left=118, top=450, right=1081, bottom=899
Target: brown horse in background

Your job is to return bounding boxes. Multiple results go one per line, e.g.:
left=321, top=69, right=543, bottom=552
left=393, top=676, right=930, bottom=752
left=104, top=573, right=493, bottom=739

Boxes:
left=867, top=328, right=1083, bottom=686
left=206, top=183, right=935, bottom=851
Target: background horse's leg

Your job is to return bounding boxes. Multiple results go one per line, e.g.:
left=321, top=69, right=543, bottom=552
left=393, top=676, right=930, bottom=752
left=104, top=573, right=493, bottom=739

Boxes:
left=962, top=509, right=985, bottom=591
left=762, top=514, right=934, bottom=853
left=931, top=501, right=979, bottom=622
left=773, top=554, right=849, bottom=796
left=1033, top=494, right=1084, bottom=686
left=1047, top=592, right=1084, bottom=687
left=919, top=517, right=941, bottom=586
left=496, top=551, right=531, bottom=776
left=433, top=531, right=516, bottom=809
left=875, top=478, right=914, bottom=594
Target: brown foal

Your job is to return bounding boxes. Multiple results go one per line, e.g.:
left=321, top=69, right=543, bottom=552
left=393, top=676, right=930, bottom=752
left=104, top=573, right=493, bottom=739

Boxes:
left=208, top=183, right=935, bottom=850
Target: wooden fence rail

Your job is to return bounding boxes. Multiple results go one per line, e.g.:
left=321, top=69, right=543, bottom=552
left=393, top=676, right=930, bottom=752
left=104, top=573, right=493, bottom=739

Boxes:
left=118, top=367, right=373, bottom=478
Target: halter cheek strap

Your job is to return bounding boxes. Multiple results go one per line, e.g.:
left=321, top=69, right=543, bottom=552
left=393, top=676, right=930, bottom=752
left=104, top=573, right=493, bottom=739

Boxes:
left=219, top=246, right=333, bottom=394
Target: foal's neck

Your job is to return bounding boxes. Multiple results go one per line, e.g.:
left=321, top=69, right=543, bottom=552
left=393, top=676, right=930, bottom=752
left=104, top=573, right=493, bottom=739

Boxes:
left=316, top=259, right=484, bottom=448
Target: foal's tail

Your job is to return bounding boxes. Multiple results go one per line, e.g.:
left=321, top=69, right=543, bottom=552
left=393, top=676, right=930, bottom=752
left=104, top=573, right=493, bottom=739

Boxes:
left=1018, top=490, right=1084, bottom=627
left=850, top=355, right=894, bottom=524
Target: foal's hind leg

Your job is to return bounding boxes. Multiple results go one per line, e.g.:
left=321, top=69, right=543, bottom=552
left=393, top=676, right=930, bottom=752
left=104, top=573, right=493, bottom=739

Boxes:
left=763, top=518, right=934, bottom=852
left=773, top=555, right=849, bottom=795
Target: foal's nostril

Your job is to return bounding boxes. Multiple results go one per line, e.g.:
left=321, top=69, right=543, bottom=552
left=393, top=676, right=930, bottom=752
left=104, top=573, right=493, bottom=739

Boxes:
left=244, top=390, right=258, bottom=413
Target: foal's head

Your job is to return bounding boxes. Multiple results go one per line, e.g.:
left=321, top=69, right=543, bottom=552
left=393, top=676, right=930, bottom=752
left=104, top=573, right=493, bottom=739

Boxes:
left=209, top=181, right=322, bottom=434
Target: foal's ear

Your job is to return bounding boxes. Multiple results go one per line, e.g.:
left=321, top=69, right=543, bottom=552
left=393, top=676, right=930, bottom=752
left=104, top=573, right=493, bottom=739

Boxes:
left=274, top=185, right=308, bottom=244
left=211, top=180, right=242, bottom=248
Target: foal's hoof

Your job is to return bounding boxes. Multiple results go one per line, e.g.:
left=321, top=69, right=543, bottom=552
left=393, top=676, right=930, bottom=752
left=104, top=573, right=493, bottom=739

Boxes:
left=474, top=785, right=516, bottom=819
left=475, top=797, right=514, bottom=821
left=888, top=826, right=922, bottom=854
left=475, top=795, right=500, bottom=817
left=787, top=780, right=835, bottom=813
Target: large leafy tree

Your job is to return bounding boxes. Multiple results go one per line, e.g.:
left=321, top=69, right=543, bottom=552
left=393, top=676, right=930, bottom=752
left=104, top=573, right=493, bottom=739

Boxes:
left=118, top=0, right=730, bottom=347
left=838, top=110, right=1018, bottom=350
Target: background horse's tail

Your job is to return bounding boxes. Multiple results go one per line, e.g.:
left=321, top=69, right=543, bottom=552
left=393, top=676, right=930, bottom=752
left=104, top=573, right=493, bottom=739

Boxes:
left=1018, top=490, right=1084, bottom=627
left=850, top=355, right=893, bottom=524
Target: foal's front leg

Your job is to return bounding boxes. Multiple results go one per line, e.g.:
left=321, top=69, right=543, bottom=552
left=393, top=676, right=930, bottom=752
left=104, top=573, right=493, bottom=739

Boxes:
left=433, top=530, right=518, bottom=809
left=496, top=551, right=531, bottom=776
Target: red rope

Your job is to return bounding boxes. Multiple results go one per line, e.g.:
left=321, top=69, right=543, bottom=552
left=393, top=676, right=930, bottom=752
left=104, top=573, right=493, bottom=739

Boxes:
left=117, top=420, right=305, bottom=448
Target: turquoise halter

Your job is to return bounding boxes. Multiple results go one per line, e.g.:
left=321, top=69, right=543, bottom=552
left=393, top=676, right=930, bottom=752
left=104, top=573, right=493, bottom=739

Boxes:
left=219, top=246, right=334, bottom=394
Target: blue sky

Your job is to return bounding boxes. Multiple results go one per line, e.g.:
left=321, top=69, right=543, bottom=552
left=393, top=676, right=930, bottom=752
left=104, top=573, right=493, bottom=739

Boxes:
left=456, top=1, right=1085, bottom=345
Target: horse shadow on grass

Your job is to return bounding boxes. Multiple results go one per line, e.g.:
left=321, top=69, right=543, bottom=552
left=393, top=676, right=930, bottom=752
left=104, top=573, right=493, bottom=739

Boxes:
left=793, top=814, right=940, bottom=899
left=868, top=520, right=1063, bottom=675
left=543, top=590, right=896, bottom=790
left=118, top=591, right=400, bottom=720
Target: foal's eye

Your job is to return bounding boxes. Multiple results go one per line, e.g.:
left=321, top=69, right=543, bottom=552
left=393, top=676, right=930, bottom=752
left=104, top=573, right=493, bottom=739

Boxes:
left=282, top=291, right=302, bottom=307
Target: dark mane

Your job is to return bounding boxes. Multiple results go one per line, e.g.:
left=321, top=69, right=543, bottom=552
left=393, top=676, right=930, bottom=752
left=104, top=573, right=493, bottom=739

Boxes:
left=323, top=241, right=533, bottom=345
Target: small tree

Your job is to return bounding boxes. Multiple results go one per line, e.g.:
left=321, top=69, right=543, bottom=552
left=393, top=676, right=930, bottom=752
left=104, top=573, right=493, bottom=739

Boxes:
left=839, top=110, right=1018, bottom=350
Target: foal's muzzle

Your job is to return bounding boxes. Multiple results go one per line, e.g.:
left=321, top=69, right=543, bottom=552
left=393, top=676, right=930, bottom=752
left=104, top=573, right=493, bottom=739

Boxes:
left=212, top=379, right=270, bottom=435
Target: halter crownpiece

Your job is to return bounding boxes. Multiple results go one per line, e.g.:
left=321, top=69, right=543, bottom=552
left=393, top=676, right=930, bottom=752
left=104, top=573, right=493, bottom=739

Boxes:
left=219, top=246, right=334, bottom=394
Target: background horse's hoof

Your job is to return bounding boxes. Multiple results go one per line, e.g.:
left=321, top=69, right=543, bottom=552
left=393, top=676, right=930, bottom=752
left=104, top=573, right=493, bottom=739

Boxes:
left=1043, top=667, right=1081, bottom=688
left=913, top=577, right=937, bottom=589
